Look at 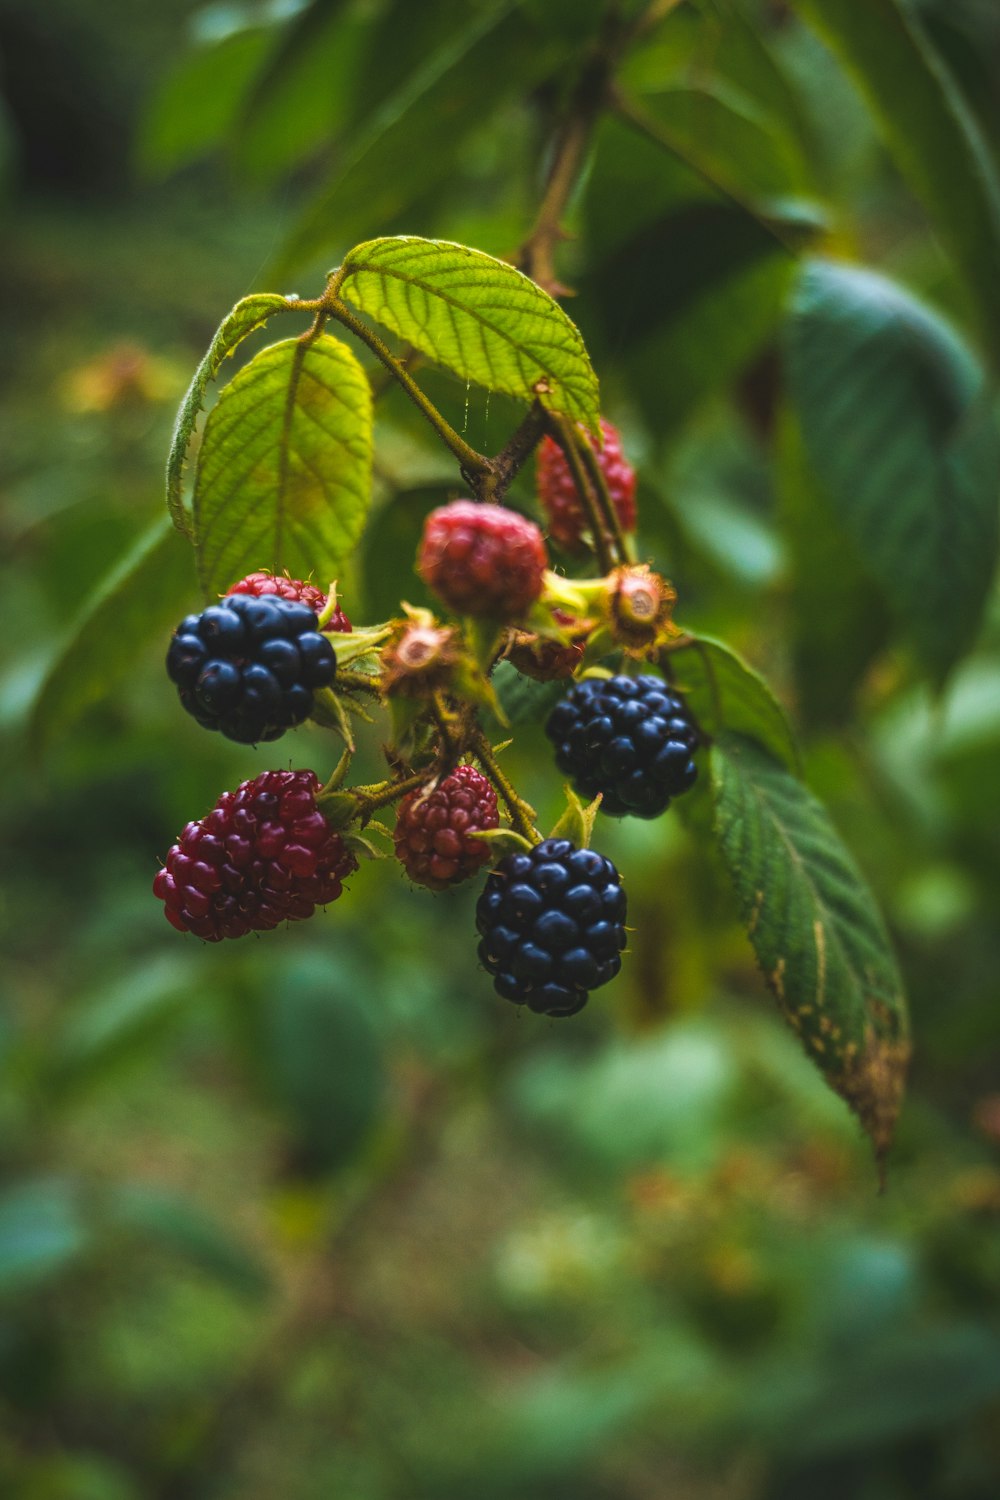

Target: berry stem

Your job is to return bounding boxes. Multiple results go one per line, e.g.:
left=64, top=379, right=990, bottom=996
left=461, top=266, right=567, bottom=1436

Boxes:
left=322, top=294, right=491, bottom=487
left=576, top=428, right=634, bottom=564
left=548, top=415, right=615, bottom=572
left=473, top=733, right=539, bottom=844
left=336, top=668, right=382, bottom=697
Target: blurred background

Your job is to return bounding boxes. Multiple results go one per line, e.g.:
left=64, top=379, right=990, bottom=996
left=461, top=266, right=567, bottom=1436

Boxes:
left=2, top=1, right=1000, bottom=1496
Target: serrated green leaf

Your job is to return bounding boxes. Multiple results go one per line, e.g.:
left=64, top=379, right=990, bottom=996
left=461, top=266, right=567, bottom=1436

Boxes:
left=29, top=519, right=193, bottom=755
left=710, top=733, right=909, bottom=1166
left=786, top=259, right=1000, bottom=684
left=669, top=635, right=799, bottom=774
left=193, top=333, right=373, bottom=600
left=334, top=236, right=600, bottom=433
left=166, top=293, right=294, bottom=535
left=491, top=659, right=569, bottom=727
left=786, top=0, right=1000, bottom=360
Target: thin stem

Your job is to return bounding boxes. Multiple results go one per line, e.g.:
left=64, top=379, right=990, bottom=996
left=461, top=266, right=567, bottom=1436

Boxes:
left=550, top=415, right=615, bottom=572
left=349, top=770, right=428, bottom=815
left=473, top=734, right=539, bottom=843
left=336, top=668, right=382, bottom=697
left=482, top=401, right=548, bottom=505
left=577, top=428, right=632, bottom=564
left=324, top=295, right=490, bottom=486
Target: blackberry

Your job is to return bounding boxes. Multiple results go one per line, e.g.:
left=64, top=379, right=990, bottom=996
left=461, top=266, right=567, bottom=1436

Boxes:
left=394, top=766, right=499, bottom=891
left=166, top=593, right=337, bottom=743
left=153, top=769, right=357, bottom=941
left=545, top=674, right=698, bottom=819
left=476, top=837, right=627, bottom=1017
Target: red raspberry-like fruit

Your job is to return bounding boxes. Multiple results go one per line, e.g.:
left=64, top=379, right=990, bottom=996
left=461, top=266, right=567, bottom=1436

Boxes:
left=226, top=572, right=352, bottom=633
left=153, top=769, right=356, bottom=940
left=417, top=500, right=548, bottom=621
left=394, top=765, right=499, bottom=891
left=535, top=419, right=637, bottom=553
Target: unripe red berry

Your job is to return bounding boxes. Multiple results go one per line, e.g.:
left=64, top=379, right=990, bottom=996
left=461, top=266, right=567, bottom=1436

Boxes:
left=417, top=500, right=547, bottom=621
left=536, top=419, right=637, bottom=553
left=226, top=572, right=352, bottom=633
left=153, top=769, right=356, bottom=940
left=394, top=766, right=499, bottom=891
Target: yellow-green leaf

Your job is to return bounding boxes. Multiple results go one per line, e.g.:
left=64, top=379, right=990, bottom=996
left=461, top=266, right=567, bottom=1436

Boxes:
left=192, top=334, right=373, bottom=600
left=334, top=236, right=600, bottom=433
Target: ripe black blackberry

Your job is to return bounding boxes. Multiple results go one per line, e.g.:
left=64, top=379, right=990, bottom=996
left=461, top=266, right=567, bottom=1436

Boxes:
left=476, top=838, right=627, bottom=1017
left=545, top=674, right=698, bottom=819
left=166, top=594, right=337, bottom=744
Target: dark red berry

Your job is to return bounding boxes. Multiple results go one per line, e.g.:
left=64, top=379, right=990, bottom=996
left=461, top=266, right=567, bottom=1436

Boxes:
left=536, top=418, right=637, bottom=553
left=417, top=500, right=548, bottom=621
left=153, top=769, right=356, bottom=940
left=226, top=571, right=352, bottom=633
left=394, top=766, right=499, bottom=891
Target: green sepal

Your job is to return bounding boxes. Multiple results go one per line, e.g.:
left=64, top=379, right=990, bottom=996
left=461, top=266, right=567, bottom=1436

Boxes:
left=470, top=828, right=535, bottom=858
left=315, top=791, right=357, bottom=830
left=334, top=623, right=393, bottom=667
left=464, top=617, right=505, bottom=675
left=386, top=695, right=425, bottom=751
left=342, top=827, right=390, bottom=862
left=452, top=655, right=507, bottom=723
left=546, top=786, right=603, bottom=848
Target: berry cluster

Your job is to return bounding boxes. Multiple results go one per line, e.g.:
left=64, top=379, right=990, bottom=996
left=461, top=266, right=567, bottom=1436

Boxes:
left=166, top=592, right=336, bottom=744
left=154, top=770, right=356, bottom=940
left=394, top=766, right=499, bottom=891
left=545, top=674, right=699, bottom=818
left=536, top=419, right=636, bottom=552
left=476, top=839, right=627, bottom=1017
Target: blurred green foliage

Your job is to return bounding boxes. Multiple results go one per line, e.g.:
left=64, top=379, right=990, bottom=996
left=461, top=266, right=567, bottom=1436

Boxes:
left=2, top=0, right=1000, bottom=1497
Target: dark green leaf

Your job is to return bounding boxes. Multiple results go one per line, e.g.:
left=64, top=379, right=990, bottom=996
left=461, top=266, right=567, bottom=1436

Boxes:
left=29, top=519, right=193, bottom=755
left=776, top=406, right=891, bottom=729
left=710, top=732, right=909, bottom=1165
left=259, top=954, right=383, bottom=1174
left=276, top=5, right=555, bottom=272
left=491, top=659, right=568, bottom=727
left=167, top=293, right=294, bottom=535
left=193, top=334, right=373, bottom=600
left=138, top=29, right=272, bottom=177
left=334, top=237, right=600, bottom=432
left=670, top=636, right=800, bottom=773
left=786, top=0, right=1000, bottom=358
left=786, top=259, right=1000, bottom=683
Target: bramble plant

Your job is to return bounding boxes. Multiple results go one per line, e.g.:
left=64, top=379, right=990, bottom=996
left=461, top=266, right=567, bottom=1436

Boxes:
left=156, top=236, right=910, bottom=1173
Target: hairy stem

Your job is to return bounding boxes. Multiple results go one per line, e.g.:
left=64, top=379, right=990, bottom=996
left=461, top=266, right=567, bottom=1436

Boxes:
left=473, top=734, right=538, bottom=843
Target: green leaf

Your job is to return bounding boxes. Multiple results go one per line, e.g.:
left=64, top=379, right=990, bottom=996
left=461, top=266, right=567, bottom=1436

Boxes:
left=710, top=733, right=909, bottom=1166
left=258, top=954, right=383, bottom=1175
left=29, top=519, right=193, bottom=755
left=776, top=406, right=891, bottom=729
left=106, top=1185, right=269, bottom=1298
left=138, top=28, right=272, bottom=177
left=334, top=236, right=600, bottom=433
left=669, top=635, right=800, bottom=774
left=786, top=259, right=1000, bottom=683
left=276, top=5, right=556, bottom=272
left=786, top=0, right=1000, bottom=358
left=193, top=333, right=373, bottom=600
left=491, top=659, right=569, bottom=727
left=166, top=293, right=294, bottom=535
left=0, top=1179, right=89, bottom=1294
